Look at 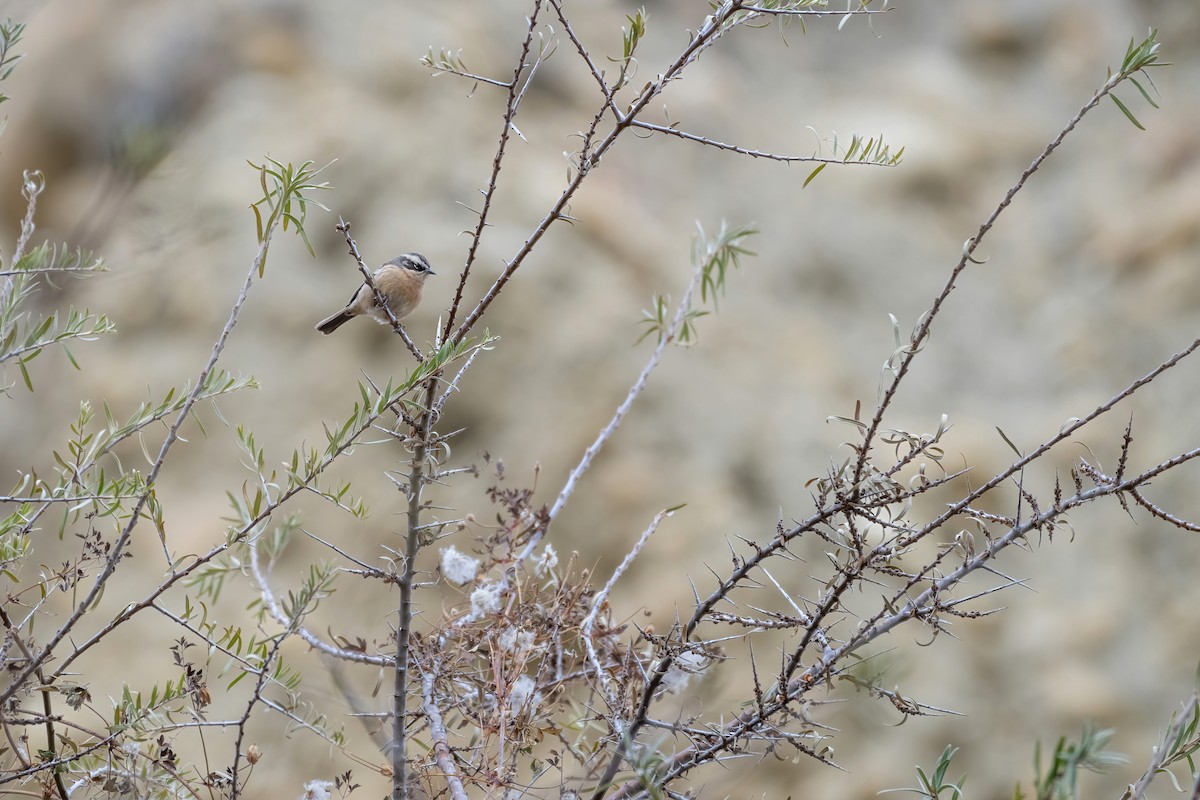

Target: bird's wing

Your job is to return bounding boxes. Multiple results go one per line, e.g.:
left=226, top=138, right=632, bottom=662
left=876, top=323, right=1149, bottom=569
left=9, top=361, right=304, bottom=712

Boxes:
left=343, top=283, right=367, bottom=309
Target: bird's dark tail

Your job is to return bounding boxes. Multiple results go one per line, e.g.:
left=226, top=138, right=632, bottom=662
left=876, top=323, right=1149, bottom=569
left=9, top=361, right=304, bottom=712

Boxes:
left=315, top=310, right=354, bottom=335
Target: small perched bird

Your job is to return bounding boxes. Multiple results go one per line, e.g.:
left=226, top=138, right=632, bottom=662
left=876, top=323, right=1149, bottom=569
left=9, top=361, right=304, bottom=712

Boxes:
left=315, top=253, right=435, bottom=335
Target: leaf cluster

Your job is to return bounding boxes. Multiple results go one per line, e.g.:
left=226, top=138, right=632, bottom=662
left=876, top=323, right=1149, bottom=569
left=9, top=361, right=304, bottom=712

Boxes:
left=638, top=223, right=755, bottom=346
left=248, top=158, right=332, bottom=270
left=1, top=242, right=112, bottom=392
left=1108, top=29, right=1166, bottom=131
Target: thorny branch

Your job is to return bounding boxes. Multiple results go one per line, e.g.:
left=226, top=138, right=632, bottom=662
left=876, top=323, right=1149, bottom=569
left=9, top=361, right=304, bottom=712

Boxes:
left=441, top=0, right=549, bottom=340
left=846, top=52, right=1159, bottom=502
left=589, top=31, right=1175, bottom=798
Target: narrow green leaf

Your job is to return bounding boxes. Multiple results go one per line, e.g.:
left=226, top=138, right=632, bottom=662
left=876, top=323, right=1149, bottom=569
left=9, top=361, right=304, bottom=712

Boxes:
left=1128, top=77, right=1159, bottom=108
left=63, top=344, right=80, bottom=370
left=1109, top=93, right=1145, bottom=130
left=251, top=203, right=263, bottom=243
left=803, top=162, right=827, bottom=189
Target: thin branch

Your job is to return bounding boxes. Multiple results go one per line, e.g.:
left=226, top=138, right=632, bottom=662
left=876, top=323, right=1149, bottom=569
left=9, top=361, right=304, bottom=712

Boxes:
left=1129, top=486, right=1200, bottom=532
left=432, top=343, right=485, bottom=417
left=441, top=0, right=548, bottom=338
left=510, top=23, right=555, bottom=117
left=0, top=493, right=134, bottom=504
left=228, top=629, right=289, bottom=800
left=549, top=0, right=620, bottom=115
left=1, top=329, right=113, bottom=365
left=0, top=604, right=68, bottom=800
left=248, top=534, right=390, bottom=666
left=0, top=266, right=102, bottom=276
left=420, top=664, right=470, bottom=800
left=582, top=509, right=675, bottom=724
left=522, top=255, right=708, bottom=561
left=428, top=65, right=510, bottom=89
left=628, top=119, right=897, bottom=166
left=740, top=5, right=891, bottom=16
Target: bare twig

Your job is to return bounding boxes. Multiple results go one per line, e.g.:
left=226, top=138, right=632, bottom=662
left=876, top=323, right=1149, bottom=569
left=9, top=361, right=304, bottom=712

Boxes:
left=549, top=0, right=619, bottom=115
left=441, top=0, right=548, bottom=338
left=582, top=509, right=675, bottom=723
left=628, top=119, right=897, bottom=166
left=739, top=4, right=891, bottom=16
left=1129, top=486, right=1200, bottom=532
left=0, top=605, right=68, bottom=800
left=0, top=266, right=101, bottom=276
left=432, top=343, right=486, bottom=417
left=228, top=631, right=288, bottom=800
left=522, top=255, right=708, bottom=561
left=420, top=665, right=470, bottom=800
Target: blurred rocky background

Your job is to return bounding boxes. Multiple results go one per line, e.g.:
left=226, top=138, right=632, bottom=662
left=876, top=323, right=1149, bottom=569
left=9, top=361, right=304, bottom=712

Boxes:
left=2, top=0, right=1199, bottom=797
